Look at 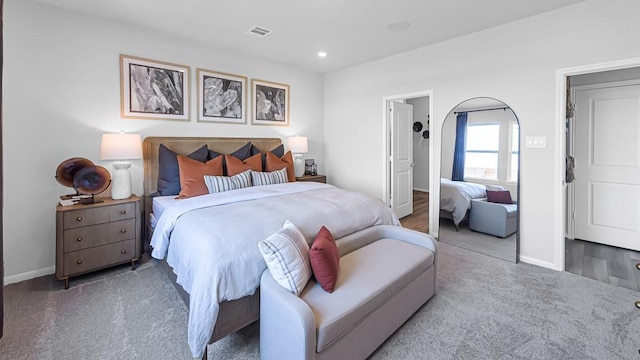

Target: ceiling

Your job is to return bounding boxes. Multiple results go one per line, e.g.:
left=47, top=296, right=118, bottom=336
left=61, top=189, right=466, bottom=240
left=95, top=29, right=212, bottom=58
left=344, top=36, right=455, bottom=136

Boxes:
left=35, top=0, right=585, bottom=74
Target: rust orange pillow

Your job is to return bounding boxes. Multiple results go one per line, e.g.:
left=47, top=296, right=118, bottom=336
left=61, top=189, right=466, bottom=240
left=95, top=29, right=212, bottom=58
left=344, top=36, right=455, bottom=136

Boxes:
left=265, top=151, right=296, bottom=182
left=225, top=153, right=262, bottom=176
left=309, top=226, right=340, bottom=293
left=176, top=155, right=223, bottom=198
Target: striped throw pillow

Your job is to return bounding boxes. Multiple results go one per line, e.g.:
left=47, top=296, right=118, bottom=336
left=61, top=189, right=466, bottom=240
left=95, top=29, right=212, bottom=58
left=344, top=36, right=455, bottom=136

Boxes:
left=258, top=220, right=312, bottom=295
left=251, top=168, right=288, bottom=186
left=204, top=169, right=252, bottom=194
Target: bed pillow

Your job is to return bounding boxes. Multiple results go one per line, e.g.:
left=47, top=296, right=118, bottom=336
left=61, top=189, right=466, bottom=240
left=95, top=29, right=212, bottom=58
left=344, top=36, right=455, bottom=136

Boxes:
left=209, top=142, right=253, bottom=175
left=225, top=153, right=263, bottom=176
left=158, top=144, right=209, bottom=196
left=176, top=155, right=223, bottom=199
left=251, top=144, right=285, bottom=171
left=309, top=226, right=340, bottom=293
left=251, top=168, right=288, bottom=186
left=265, top=151, right=296, bottom=182
left=258, top=220, right=312, bottom=296
left=204, top=170, right=252, bottom=194
left=486, top=190, right=513, bottom=204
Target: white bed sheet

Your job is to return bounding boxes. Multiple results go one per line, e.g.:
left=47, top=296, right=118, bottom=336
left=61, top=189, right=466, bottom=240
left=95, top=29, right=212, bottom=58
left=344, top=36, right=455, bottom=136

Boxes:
left=150, top=182, right=399, bottom=358
left=440, top=179, right=493, bottom=226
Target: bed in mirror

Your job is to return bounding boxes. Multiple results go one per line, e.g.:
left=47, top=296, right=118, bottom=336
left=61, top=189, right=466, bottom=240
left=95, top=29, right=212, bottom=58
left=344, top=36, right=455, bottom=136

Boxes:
left=439, top=97, right=519, bottom=263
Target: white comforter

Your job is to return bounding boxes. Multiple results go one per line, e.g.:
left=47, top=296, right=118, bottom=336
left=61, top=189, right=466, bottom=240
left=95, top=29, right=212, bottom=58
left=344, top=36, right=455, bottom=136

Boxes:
left=150, top=182, right=399, bottom=358
left=440, top=179, right=489, bottom=226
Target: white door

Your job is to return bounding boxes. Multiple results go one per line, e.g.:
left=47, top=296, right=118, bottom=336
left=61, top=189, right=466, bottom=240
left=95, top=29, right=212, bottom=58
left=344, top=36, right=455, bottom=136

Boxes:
left=390, top=102, right=413, bottom=218
left=574, top=83, right=640, bottom=251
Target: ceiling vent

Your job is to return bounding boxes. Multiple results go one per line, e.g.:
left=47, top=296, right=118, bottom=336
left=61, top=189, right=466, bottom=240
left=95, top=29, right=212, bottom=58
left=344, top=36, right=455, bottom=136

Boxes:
left=246, top=26, right=272, bottom=38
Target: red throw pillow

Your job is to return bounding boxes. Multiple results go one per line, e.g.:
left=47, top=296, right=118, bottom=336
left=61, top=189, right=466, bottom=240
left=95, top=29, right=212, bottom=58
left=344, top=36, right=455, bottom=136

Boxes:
left=176, top=155, right=223, bottom=199
left=265, top=151, right=296, bottom=182
left=309, top=226, right=340, bottom=293
left=225, top=153, right=262, bottom=176
left=486, top=190, right=513, bottom=204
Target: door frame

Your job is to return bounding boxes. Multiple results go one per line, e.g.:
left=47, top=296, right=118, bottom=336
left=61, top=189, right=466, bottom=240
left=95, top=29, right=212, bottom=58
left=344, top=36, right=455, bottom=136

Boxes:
left=555, top=57, right=640, bottom=271
left=382, top=90, right=433, bottom=230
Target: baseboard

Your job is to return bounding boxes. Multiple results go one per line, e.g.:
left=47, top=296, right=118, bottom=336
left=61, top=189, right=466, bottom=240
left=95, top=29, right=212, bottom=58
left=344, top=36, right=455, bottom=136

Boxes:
left=413, top=187, right=429, bottom=193
left=4, top=266, right=55, bottom=285
left=519, top=255, right=559, bottom=271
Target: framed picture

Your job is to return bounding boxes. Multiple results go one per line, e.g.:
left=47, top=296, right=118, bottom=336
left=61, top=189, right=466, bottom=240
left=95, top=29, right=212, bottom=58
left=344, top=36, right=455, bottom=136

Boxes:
left=251, top=79, right=289, bottom=126
left=197, top=68, right=247, bottom=124
left=120, top=54, right=190, bottom=121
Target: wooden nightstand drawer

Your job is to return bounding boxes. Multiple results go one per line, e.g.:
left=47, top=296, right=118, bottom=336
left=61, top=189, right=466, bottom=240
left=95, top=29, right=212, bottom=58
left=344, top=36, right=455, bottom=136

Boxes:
left=64, top=239, right=136, bottom=277
left=63, top=202, right=136, bottom=229
left=296, top=174, right=326, bottom=183
left=63, top=218, right=136, bottom=252
left=56, top=196, right=142, bottom=288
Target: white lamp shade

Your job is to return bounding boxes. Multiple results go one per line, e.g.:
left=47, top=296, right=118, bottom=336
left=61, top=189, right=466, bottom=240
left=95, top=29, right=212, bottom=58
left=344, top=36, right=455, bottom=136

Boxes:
left=100, top=133, right=143, bottom=160
left=288, top=136, right=308, bottom=154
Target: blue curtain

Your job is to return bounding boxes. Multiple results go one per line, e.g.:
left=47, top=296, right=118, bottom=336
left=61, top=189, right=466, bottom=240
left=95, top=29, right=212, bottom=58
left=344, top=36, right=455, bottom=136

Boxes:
left=452, top=112, right=468, bottom=181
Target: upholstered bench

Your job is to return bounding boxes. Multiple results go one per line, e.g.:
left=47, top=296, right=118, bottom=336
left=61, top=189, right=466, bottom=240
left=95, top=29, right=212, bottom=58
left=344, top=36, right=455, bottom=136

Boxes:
left=469, top=198, right=517, bottom=238
left=260, top=225, right=437, bottom=360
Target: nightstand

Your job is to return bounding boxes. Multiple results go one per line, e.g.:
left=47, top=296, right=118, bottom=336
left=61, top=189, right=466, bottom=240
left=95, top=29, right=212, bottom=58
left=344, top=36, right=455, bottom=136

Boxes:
left=55, top=196, right=142, bottom=289
left=296, top=174, right=326, bottom=183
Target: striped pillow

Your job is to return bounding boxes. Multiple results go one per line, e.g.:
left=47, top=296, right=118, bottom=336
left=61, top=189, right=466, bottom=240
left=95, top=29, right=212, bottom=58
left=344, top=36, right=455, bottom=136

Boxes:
left=251, top=168, right=288, bottom=186
left=204, top=169, right=252, bottom=194
left=258, top=220, right=312, bottom=295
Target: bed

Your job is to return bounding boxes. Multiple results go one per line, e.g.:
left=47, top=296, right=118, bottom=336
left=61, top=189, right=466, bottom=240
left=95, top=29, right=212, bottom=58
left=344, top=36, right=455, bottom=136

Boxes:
left=143, top=137, right=400, bottom=359
left=439, top=178, right=492, bottom=229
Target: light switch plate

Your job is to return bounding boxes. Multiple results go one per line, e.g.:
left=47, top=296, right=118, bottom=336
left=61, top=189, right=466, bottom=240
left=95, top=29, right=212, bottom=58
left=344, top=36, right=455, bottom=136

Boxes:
left=526, top=136, right=546, bottom=148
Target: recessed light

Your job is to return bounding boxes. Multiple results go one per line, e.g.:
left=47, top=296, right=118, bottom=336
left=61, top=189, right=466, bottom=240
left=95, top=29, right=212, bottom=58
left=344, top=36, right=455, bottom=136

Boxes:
left=387, top=21, right=410, bottom=32
left=317, top=51, right=327, bottom=58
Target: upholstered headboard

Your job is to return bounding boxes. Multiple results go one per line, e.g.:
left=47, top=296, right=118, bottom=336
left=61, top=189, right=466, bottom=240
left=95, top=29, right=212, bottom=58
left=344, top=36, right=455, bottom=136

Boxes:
left=141, top=136, right=282, bottom=242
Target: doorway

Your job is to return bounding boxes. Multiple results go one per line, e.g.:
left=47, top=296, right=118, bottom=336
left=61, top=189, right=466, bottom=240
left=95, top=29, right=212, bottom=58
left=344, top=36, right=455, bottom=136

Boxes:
left=383, top=90, right=433, bottom=234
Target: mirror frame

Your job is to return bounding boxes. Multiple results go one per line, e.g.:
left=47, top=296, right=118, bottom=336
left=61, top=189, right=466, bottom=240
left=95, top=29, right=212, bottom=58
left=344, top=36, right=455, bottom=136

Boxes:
left=438, top=97, right=520, bottom=263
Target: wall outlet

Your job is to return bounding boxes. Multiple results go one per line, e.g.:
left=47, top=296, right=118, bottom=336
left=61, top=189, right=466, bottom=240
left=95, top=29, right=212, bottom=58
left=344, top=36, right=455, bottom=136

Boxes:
left=525, top=136, right=546, bottom=148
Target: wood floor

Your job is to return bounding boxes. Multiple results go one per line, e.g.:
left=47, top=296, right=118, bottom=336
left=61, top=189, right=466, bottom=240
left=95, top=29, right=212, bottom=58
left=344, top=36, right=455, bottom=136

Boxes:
left=399, top=190, right=429, bottom=233
left=566, top=238, right=640, bottom=292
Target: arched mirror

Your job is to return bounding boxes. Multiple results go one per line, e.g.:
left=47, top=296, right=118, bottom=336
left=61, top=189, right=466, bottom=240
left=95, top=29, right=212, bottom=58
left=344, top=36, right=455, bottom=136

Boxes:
left=439, top=97, right=519, bottom=262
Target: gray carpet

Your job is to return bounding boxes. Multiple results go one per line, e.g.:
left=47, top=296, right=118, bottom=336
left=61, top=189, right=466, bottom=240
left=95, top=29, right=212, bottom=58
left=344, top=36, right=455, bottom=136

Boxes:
left=439, top=220, right=516, bottom=263
left=1, top=243, right=639, bottom=360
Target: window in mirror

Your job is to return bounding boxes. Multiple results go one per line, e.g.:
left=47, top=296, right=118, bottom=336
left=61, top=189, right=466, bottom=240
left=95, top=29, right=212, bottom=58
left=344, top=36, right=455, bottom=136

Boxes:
left=464, top=123, right=499, bottom=180
left=509, top=123, right=519, bottom=182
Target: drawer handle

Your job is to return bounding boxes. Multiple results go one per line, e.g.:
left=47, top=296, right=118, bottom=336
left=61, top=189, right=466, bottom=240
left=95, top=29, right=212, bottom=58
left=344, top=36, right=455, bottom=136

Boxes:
left=76, top=237, right=83, bottom=242
left=120, top=210, right=126, bottom=215
left=636, top=263, right=640, bottom=271
left=636, top=301, right=640, bottom=309
left=121, top=249, right=127, bottom=254
left=120, top=229, right=126, bottom=233
left=76, top=259, right=83, bottom=265
left=76, top=217, right=83, bottom=222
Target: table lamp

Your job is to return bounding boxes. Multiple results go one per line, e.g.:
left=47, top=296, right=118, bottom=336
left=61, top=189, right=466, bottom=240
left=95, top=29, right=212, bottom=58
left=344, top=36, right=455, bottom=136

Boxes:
left=288, top=135, right=308, bottom=177
left=100, top=132, right=143, bottom=200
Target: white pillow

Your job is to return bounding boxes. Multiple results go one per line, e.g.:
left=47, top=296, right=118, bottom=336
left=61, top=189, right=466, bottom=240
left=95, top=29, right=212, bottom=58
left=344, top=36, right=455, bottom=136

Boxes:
left=204, top=169, right=252, bottom=194
left=251, top=168, right=288, bottom=186
left=258, top=220, right=312, bottom=295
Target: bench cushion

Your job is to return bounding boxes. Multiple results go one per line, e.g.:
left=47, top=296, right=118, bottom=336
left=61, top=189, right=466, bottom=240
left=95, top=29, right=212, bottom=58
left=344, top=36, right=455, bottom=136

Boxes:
left=300, top=238, right=434, bottom=352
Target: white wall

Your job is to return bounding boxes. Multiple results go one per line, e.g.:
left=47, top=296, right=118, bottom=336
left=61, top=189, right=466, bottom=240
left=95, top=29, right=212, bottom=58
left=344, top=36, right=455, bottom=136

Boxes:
left=324, top=0, right=640, bottom=269
left=406, top=97, right=429, bottom=192
left=4, top=0, right=324, bottom=282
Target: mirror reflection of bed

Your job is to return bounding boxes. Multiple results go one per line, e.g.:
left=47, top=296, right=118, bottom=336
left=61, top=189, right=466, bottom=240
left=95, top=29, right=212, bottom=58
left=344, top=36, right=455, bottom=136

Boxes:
left=439, top=98, right=519, bottom=263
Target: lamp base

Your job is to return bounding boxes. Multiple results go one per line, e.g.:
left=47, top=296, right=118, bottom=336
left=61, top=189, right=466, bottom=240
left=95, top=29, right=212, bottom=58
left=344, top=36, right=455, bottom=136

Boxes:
left=293, top=154, right=305, bottom=178
left=111, top=161, right=132, bottom=200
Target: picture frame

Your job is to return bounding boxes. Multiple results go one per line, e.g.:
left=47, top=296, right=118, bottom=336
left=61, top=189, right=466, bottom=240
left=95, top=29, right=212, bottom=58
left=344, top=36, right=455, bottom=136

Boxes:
left=120, top=54, right=190, bottom=121
left=197, top=68, right=247, bottom=124
left=251, top=79, right=290, bottom=126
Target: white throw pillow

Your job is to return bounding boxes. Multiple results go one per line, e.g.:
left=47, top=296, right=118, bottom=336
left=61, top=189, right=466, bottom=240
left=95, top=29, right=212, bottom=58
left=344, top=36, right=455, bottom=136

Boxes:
left=251, top=168, right=288, bottom=186
left=204, top=169, right=252, bottom=194
left=258, top=220, right=312, bottom=295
